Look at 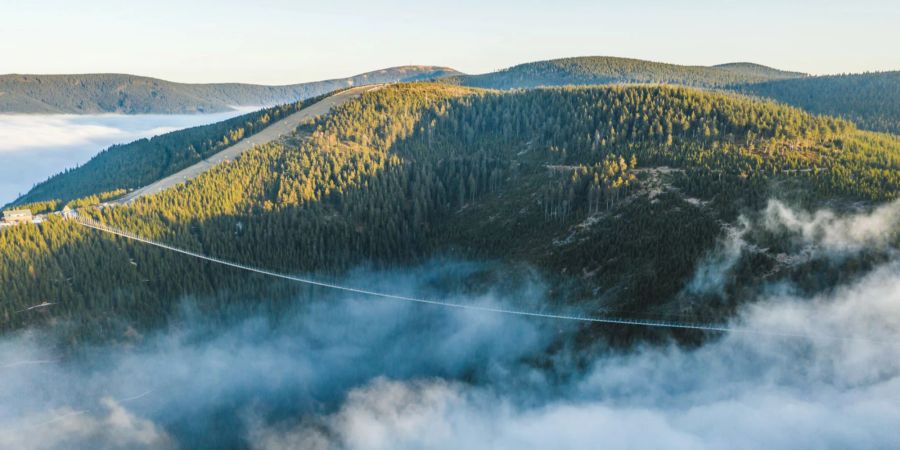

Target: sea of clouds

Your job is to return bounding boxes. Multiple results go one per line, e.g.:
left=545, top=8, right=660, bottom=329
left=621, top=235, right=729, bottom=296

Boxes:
left=0, top=109, right=256, bottom=205
left=0, top=201, right=897, bottom=449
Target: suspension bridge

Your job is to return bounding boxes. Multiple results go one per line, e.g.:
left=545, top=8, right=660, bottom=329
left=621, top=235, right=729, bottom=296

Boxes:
left=72, top=215, right=857, bottom=341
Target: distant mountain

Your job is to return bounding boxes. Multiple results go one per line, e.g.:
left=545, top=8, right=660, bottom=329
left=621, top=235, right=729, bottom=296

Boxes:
left=712, top=62, right=806, bottom=80
left=736, top=71, right=900, bottom=134
left=8, top=95, right=331, bottom=207
left=0, top=66, right=460, bottom=114
left=441, top=56, right=899, bottom=135
left=443, top=56, right=806, bottom=89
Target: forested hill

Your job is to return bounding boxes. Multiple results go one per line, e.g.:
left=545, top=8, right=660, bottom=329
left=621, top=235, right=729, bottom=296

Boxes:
left=440, top=56, right=899, bottom=135
left=443, top=56, right=806, bottom=89
left=9, top=93, right=329, bottom=207
left=736, top=71, right=900, bottom=134
left=0, top=66, right=459, bottom=114
left=713, top=62, right=807, bottom=79
left=2, top=83, right=897, bottom=340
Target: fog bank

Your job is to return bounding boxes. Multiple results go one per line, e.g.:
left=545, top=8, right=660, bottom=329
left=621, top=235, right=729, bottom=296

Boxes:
left=0, top=202, right=898, bottom=449
left=0, top=109, right=255, bottom=204
left=250, top=261, right=900, bottom=450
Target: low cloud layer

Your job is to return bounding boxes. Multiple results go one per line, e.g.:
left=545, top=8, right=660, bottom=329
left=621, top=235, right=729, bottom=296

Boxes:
left=1, top=398, right=173, bottom=450
left=0, top=264, right=562, bottom=449
left=1, top=203, right=898, bottom=449
left=0, top=109, right=254, bottom=204
left=251, top=261, right=900, bottom=450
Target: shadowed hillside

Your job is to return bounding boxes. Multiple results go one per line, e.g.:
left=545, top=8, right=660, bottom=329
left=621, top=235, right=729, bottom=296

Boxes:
left=737, top=71, right=900, bottom=134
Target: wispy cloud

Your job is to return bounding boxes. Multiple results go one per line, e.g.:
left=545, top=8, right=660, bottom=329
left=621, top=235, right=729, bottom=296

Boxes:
left=763, top=199, right=900, bottom=251
left=3, top=398, right=173, bottom=450
left=251, top=262, right=900, bottom=450
left=686, top=199, right=900, bottom=296
left=686, top=216, right=751, bottom=295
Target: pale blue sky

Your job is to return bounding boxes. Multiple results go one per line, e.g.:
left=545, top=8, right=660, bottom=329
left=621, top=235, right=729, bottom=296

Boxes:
left=1, top=0, right=897, bottom=84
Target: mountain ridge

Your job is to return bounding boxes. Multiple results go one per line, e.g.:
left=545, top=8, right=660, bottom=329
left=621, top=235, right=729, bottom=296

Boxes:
left=0, top=65, right=460, bottom=114
left=737, top=71, right=900, bottom=134
left=439, top=56, right=898, bottom=134
left=443, top=56, right=806, bottom=89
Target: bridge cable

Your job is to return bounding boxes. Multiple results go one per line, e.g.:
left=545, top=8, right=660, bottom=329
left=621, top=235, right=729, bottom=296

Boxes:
left=73, top=216, right=885, bottom=343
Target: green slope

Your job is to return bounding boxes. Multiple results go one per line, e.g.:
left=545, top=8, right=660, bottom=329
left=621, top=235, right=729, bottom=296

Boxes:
left=1, top=83, right=897, bottom=341
left=736, top=71, right=900, bottom=134
left=713, top=62, right=806, bottom=79
left=444, top=56, right=805, bottom=89
left=0, top=66, right=459, bottom=114
left=440, top=56, right=899, bottom=136
left=8, top=93, right=330, bottom=207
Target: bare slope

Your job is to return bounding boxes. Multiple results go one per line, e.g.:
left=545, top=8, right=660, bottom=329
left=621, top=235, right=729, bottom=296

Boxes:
left=115, top=85, right=382, bottom=203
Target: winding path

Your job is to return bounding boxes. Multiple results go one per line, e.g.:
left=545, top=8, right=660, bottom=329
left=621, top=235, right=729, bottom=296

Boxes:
left=115, top=85, right=381, bottom=204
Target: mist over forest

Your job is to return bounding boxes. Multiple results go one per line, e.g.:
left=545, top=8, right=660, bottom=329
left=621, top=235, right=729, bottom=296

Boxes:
left=2, top=200, right=898, bottom=449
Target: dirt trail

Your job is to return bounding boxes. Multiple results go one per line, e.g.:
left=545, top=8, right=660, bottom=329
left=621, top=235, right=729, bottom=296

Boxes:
left=115, top=85, right=381, bottom=204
